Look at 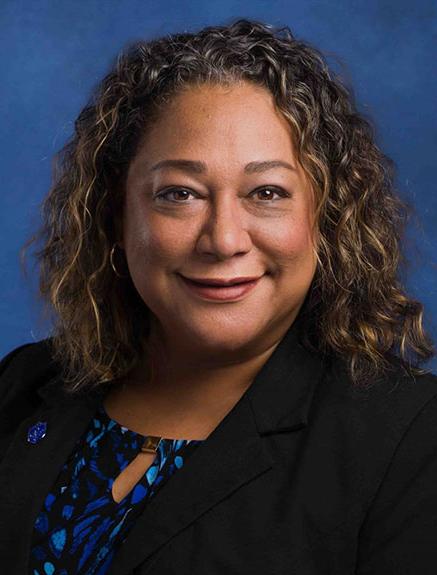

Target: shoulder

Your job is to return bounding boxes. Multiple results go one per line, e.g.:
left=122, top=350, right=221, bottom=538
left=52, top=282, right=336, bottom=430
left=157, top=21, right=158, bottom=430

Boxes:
left=0, top=338, right=59, bottom=409
left=324, top=353, right=437, bottom=422
left=348, top=365, right=437, bottom=571
left=313, top=354, right=437, bottom=470
left=308, top=355, right=437, bottom=543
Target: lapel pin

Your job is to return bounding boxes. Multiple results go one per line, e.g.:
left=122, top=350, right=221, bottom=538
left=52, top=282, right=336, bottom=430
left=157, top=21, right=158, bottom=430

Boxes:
left=27, top=421, right=48, bottom=444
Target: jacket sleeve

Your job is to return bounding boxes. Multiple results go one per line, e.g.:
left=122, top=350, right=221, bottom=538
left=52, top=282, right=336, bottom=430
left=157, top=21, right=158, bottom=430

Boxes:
left=356, top=390, right=437, bottom=574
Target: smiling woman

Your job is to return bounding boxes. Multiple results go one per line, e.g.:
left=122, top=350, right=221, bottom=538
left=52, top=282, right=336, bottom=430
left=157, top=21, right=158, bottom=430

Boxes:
left=1, top=16, right=437, bottom=575
left=118, top=81, right=317, bottom=370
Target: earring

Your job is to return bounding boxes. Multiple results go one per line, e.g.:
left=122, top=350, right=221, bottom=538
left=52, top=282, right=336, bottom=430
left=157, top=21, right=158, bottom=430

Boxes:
left=110, top=243, right=129, bottom=278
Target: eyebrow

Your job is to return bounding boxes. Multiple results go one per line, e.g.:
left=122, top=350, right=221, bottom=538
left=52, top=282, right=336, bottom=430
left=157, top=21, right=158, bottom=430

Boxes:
left=149, top=159, right=297, bottom=174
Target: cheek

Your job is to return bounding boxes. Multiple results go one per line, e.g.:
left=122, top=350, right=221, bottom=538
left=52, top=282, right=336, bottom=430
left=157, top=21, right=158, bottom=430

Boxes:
left=125, top=214, right=189, bottom=268
left=266, top=218, right=315, bottom=266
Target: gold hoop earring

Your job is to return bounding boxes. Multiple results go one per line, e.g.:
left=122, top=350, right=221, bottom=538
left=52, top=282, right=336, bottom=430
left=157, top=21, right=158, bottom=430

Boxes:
left=110, top=244, right=129, bottom=278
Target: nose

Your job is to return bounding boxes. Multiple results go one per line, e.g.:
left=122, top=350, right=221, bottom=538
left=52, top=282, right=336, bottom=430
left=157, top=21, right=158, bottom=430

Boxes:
left=195, top=193, right=252, bottom=260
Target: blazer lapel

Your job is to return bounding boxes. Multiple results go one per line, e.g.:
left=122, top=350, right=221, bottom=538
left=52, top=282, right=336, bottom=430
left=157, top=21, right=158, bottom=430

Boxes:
left=0, top=313, right=326, bottom=575
left=0, top=379, right=103, bottom=572
left=108, top=316, right=326, bottom=574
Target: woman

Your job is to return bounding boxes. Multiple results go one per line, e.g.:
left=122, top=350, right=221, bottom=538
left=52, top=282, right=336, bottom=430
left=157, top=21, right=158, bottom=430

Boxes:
left=0, top=17, right=436, bottom=574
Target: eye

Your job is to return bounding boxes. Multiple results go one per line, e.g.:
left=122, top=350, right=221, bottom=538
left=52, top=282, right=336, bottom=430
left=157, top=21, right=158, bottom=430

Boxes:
left=155, top=188, right=195, bottom=202
left=250, top=187, right=288, bottom=201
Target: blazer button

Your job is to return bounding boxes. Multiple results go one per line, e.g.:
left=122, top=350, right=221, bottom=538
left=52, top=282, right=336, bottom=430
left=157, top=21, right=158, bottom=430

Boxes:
left=27, top=421, right=48, bottom=444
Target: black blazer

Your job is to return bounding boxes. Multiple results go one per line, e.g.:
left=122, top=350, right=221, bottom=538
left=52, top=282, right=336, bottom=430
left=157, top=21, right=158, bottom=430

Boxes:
left=1, top=320, right=437, bottom=574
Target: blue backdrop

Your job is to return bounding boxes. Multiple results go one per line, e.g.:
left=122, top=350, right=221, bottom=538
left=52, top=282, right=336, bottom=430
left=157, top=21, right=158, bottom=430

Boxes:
left=1, top=0, right=436, bottom=372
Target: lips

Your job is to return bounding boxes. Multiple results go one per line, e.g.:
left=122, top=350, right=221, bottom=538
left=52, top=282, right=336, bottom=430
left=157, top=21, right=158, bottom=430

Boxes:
left=182, top=276, right=262, bottom=287
left=178, top=274, right=262, bottom=301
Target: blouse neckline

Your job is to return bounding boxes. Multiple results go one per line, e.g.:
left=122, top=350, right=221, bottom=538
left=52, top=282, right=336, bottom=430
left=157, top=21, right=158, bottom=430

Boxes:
left=96, top=400, right=205, bottom=444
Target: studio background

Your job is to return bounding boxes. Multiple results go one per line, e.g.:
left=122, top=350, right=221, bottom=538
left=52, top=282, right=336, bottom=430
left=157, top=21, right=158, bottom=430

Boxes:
left=1, top=0, right=436, bottom=373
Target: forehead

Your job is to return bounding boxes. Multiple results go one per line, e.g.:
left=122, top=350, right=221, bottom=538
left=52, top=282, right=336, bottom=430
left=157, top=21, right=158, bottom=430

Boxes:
left=134, top=82, right=298, bottom=165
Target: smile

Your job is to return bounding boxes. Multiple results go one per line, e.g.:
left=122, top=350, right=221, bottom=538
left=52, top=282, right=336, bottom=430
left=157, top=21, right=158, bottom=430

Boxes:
left=178, top=274, right=262, bottom=301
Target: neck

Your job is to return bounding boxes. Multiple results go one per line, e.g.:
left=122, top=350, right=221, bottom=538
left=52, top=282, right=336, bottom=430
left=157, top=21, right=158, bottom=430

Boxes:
left=135, top=342, right=278, bottom=404
left=104, top=315, right=300, bottom=439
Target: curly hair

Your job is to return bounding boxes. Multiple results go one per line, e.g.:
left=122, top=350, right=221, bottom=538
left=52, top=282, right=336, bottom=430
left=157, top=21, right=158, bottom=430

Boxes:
left=20, top=17, right=435, bottom=395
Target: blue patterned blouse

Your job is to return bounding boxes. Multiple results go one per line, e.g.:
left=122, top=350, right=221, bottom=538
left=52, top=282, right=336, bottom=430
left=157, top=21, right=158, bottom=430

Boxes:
left=29, top=399, right=204, bottom=574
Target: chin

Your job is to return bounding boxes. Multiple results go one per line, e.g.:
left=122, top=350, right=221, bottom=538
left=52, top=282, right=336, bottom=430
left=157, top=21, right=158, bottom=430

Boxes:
left=180, top=319, right=264, bottom=351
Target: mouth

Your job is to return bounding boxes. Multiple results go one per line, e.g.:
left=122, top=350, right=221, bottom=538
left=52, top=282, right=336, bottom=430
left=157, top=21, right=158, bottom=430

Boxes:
left=178, top=274, right=264, bottom=301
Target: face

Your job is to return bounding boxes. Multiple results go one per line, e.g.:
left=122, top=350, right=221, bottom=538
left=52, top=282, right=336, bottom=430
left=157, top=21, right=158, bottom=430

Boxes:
left=121, top=81, right=318, bottom=365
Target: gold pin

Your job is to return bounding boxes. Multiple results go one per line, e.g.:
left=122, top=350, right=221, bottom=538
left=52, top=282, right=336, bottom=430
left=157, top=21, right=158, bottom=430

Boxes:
left=141, top=435, right=163, bottom=453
